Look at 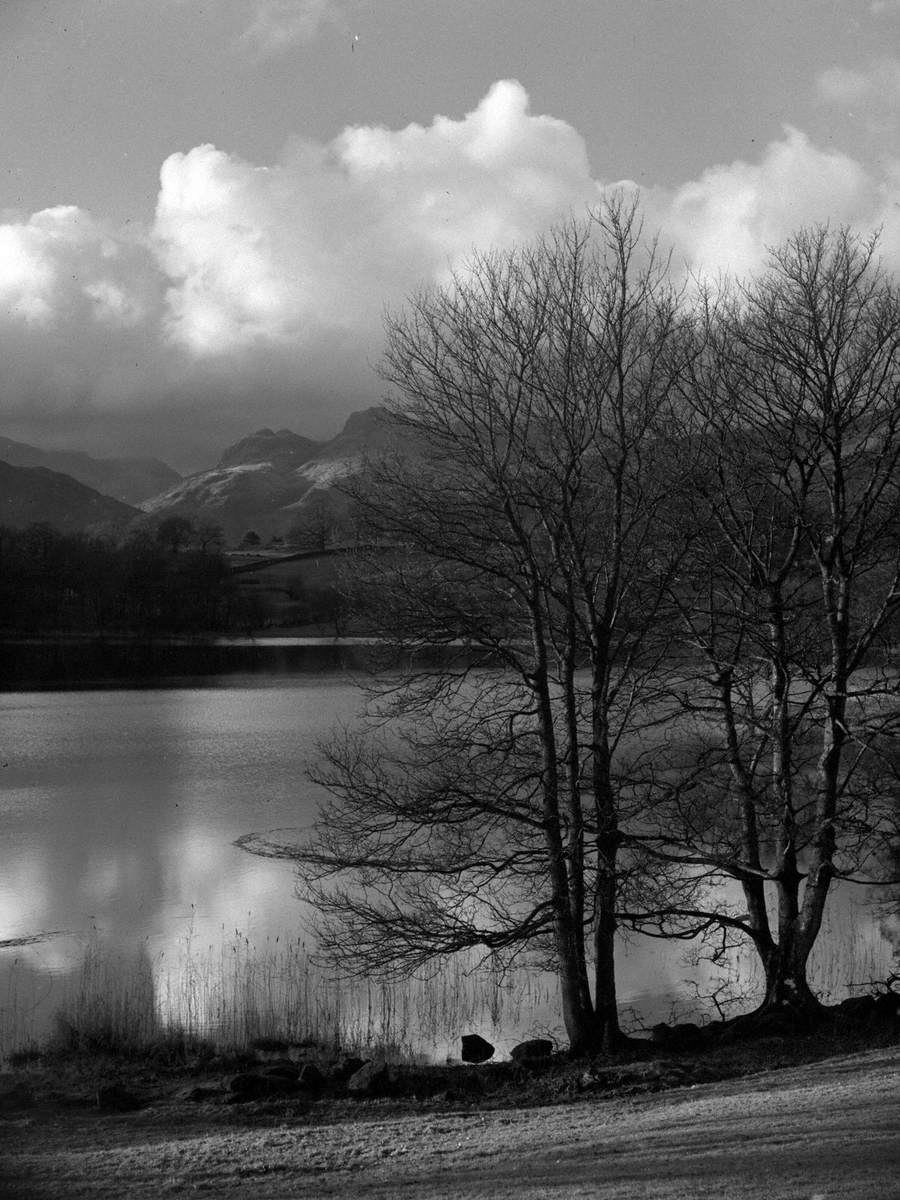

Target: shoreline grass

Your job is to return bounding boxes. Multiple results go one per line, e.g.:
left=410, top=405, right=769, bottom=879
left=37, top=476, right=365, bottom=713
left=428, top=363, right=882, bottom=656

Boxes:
left=1, top=896, right=894, bottom=1066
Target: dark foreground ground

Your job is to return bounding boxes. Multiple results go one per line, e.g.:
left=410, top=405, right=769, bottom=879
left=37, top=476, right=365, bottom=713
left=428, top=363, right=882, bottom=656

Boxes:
left=1, top=1020, right=898, bottom=1199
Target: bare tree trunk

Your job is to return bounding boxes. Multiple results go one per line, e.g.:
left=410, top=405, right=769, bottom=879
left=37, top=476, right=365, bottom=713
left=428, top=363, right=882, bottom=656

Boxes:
left=593, top=850, right=623, bottom=1051
left=758, top=916, right=823, bottom=1015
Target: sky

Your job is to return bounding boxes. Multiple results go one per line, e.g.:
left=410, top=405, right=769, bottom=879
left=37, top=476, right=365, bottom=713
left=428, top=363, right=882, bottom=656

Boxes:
left=3, top=0, right=900, bottom=471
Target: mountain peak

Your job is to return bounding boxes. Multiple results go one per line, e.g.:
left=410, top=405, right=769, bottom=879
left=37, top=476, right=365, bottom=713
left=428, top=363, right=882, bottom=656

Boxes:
left=216, top=428, right=322, bottom=471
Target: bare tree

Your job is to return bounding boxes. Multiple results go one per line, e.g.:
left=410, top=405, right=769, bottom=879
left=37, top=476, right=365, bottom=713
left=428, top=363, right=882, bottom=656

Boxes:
left=637, top=227, right=900, bottom=1017
left=239, top=198, right=696, bottom=1054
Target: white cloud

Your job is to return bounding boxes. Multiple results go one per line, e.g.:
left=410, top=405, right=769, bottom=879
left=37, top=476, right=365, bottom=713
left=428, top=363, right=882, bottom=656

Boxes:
left=0, top=205, right=156, bottom=328
left=152, top=80, right=601, bottom=357
left=83, top=279, right=146, bottom=327
left=657, top=127, right=877, bottom=279
left=0, top=207, right=92, bottom=324
left=816, top=58, right=900, bottom=106
left=154, top=145, right=300, bottom=353
left=236, top=0, right=340, bottom=57
left=8, top=79, right=900, bottom=465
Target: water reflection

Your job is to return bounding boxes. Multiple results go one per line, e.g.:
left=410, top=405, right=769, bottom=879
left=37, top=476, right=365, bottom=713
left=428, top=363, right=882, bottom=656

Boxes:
left=1, top=683, right=346, bottom=940
left=0, top=679, right=895, bottom=1056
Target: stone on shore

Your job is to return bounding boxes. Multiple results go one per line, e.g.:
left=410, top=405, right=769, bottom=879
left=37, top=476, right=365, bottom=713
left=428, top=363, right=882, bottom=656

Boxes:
left=461, top=1034, right=495, bottom=1063
left=510, top=1038, right=553, bottom=1062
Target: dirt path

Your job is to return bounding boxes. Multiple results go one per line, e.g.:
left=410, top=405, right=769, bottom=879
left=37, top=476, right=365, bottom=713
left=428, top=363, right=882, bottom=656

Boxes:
left=3, top=1047, right=898, bottom=1199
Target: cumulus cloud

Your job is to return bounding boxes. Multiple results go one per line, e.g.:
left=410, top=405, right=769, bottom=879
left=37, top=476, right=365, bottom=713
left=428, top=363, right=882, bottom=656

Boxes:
left=6, top=79, right=900, bottom=467
left=0, top=205, right=158, bottom=329
left=153, top=81, right=600, bottom=357
left=656, top=127, right=878, bottom=280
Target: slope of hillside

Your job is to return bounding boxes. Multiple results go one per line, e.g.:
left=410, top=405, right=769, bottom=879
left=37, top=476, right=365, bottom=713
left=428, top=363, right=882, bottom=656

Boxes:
left=0, top=435, right=181, bottom=505
left=141, top=408, right=400, bottom=540
left=2, top=1045, right=897, bottom=1198
left=0, top=461, right=140, bottom=533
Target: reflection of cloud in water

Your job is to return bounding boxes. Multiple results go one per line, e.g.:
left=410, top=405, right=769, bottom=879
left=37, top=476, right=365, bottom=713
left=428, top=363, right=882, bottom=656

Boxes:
left=157, top=817, right=305, bottom=940
left=2, top=683, right=898, bottom=1055
left=0, top=849, right=56, bottom=941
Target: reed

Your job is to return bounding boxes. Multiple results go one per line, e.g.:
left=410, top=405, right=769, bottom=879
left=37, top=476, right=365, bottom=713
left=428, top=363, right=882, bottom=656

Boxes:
left=1, top=897, right=893, bottom=1062
left=0, top=928, right=556, bottom=1062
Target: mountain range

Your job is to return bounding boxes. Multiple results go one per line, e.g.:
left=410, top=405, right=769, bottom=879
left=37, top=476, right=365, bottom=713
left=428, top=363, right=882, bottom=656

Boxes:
left=0, top=436, right=181, bottom=506
left=0, top=407, right=398, bottom=541
left=0, top=460, right=139, bottom=534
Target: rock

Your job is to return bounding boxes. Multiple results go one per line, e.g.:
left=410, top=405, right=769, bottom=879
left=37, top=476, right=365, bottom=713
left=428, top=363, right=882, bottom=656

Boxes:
left=297, top=1062, right=325, bottom=1091
left=460, top=1034, right=494, bottom=1063
left=326, top=1054, right=365, bottom=1083
left=262, top=1064, right=299, bottom=1080
left=510, top=1038, right=554, bottom=1062
left=873, top=992, right=900, bottom=1020
left=833, top=993, right=899, bottom=1026
left=96, top=1084, right=143, bottom=1112
left=347, top=1059, right=395, bottom=1098
left=834, top=995, right=877, bottom=1022
left=177, top=1085, right=222, bottom=1103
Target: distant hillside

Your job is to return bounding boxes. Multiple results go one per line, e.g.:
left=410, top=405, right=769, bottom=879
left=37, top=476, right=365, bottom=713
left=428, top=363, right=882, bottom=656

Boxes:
left=0, top=461, right=140, bottom=533
left=142, top=407, right=400, bottom=541
left=0, top=435, right=181, bottom=505
left=216, top=428, right=322, bottom=471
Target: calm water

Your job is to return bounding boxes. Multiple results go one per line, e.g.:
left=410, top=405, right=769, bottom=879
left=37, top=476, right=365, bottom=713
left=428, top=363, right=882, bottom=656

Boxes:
left=0, top=678, right=894, bottom=1054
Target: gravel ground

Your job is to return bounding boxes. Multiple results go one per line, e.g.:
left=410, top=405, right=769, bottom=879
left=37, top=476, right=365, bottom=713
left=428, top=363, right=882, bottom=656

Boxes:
left=2, top=1046, right=898, bottom=1199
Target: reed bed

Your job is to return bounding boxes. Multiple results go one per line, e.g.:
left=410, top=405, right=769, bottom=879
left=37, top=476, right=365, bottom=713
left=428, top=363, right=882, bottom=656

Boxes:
left=0, top=928, right=559, bottom=1062
left=0, top=899, right=893, bottom=1063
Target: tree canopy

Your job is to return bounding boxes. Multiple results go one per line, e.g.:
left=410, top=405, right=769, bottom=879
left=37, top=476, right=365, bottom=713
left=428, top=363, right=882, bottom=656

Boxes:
left=240, top=208, right=900, bottom=1052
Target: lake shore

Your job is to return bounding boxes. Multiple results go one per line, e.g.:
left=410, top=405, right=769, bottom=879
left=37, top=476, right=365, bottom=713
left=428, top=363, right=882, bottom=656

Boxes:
left=2, top=1031, right=898, bottom=1198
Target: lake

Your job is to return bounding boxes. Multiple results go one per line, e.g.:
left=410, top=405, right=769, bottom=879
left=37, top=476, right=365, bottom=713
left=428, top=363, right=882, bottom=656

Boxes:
left=1, top=675, right=894, bottom=1058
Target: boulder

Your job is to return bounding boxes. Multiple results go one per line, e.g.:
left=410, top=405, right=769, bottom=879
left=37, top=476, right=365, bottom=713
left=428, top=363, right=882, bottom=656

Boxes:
left=873, top=992, right=900, bottom=1020
left=834, top=995, right=878, bottom=1022
left=326, top=1054, right=365, bottom=1083
left=460, top=1034, right=495, bottom=1063
left=297, top=1062, right=325, bottom=1091
left=347, top=1059, right=394, bottom=1098
left=262, top=1064, right=299, bottom=1081
left=510, top=1038, right=554, bottom=1062
left=833, top=993, right=899, bottom=1026
left=177, top=1085, right=222, bottom=1103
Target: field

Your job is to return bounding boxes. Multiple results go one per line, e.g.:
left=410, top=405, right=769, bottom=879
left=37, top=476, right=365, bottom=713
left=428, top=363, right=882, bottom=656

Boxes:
left=2, top=1043, right=898, bottom=1198
left=228, top=549, right=355, bottom=633
left=2, top=890, right=898, bottom=1198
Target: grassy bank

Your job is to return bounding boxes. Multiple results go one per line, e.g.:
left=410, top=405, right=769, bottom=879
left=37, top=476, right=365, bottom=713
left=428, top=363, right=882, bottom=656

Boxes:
left=1, top=1021, right=898, bottom=1199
